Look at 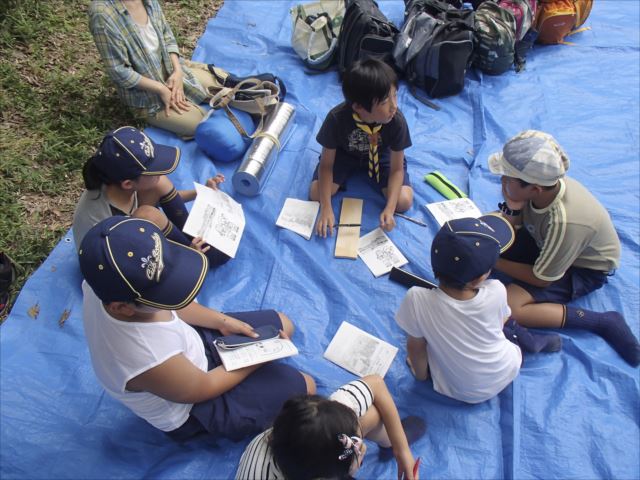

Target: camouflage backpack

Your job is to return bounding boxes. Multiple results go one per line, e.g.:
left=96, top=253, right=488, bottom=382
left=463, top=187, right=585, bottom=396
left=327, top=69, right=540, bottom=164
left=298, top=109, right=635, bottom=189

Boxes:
left=472, top=1, right=517, bottom=75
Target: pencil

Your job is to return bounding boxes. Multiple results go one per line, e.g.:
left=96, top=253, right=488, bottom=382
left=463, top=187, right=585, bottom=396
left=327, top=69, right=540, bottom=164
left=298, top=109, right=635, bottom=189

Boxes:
left=332, top=223, right=361, bottom=228
left=394, top=213, right=427, bottom=227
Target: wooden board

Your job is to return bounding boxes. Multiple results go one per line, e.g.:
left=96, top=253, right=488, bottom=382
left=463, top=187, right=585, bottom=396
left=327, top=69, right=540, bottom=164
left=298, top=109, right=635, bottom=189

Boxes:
left=334, top=198, right=363, bottom=259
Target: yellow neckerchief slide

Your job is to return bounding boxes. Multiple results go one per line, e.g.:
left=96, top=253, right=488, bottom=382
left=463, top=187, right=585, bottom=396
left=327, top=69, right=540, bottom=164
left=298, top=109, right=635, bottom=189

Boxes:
left=352, top=112, right=382, bottom=183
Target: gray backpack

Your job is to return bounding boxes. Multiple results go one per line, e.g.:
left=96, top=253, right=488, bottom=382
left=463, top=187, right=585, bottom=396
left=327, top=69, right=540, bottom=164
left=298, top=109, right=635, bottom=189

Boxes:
left=472, top=1, right=517, bottom=75
left=393, top=0, right=476, bottom=98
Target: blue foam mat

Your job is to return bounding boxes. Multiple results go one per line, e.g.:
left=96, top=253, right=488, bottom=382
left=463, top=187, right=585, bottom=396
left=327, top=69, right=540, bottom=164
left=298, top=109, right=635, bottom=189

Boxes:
left=1, top=1, right=639, bottom=478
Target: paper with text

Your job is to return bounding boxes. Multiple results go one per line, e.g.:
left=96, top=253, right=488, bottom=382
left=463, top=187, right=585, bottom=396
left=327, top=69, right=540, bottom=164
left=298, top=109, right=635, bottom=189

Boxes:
left=215, top=338, right=299, bottom=371
left=183, top=183, right=245, bottom=258
left=276, top=198, right=320, bottom=240
left=323, top=321, right=398, bottom=378
left=425, top=198, right=482, bottom=226
left=357, top=228, right=408, bottom=277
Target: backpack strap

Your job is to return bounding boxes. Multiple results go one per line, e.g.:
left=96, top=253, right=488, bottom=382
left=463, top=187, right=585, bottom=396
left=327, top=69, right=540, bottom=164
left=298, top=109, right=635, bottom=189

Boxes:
left=208, top=78, right=279, bottom=139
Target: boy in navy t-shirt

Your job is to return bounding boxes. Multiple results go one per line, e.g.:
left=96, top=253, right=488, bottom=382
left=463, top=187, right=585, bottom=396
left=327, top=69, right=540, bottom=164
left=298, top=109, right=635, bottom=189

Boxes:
left=310, top=59, right=414, bottom=236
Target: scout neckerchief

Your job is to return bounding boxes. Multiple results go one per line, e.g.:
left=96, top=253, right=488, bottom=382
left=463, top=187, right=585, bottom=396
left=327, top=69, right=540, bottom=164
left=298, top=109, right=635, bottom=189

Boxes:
left=352, top=112, right=382, bottom=183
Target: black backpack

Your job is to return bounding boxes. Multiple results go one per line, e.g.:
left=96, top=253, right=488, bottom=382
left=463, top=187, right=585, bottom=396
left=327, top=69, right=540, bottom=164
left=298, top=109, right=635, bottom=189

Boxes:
left=393, top=0, right=475, bottom=98
left=337, top=0, right=399, bottom=77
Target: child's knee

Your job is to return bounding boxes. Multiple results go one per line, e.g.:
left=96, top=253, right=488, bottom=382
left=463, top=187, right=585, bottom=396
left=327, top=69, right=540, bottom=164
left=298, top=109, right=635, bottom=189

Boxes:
left=395, top=186, right=414, bottom=212
left=278, top=312, right=295, bottom=337
left=132, top=205, right=167, bottom=229
left=301, top=373, right=316, bottom=394
left=506, top=284, right=534, bottom=317
left=309, top=180, right=319, bottom=201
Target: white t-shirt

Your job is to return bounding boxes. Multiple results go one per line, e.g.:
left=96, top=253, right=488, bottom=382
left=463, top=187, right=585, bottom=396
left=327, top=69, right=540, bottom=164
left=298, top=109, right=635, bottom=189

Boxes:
left=235, top=380, right=374, bottom=480
left=81, top=281, right=208, bottom=431
left=136, top=19, right=161, bottom=60
left=395, top=280, right=521, bottom=404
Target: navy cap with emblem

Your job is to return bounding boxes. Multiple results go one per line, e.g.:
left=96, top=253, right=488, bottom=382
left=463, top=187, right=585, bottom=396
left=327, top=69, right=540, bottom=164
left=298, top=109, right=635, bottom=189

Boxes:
left=431, top=214, right=515, bottom=285
left=78, top=217, right=207, bottom=309
left=91, top=126, right=181, bottom=183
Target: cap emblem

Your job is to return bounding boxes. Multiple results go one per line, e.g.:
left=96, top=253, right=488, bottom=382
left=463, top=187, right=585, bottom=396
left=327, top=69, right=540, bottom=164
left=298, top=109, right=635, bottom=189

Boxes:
left=140, top=232, right=164, bottom=282
left=139, top=133, right=154, bottom=158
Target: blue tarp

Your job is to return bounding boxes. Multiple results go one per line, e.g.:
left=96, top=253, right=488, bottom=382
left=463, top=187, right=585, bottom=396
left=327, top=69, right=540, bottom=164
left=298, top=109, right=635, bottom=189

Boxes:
left=1, top=1, right=639, bottom=478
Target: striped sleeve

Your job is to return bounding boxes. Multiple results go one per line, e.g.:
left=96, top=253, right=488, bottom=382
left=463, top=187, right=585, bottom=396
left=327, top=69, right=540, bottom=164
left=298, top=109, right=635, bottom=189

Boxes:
left=533, top=203, right=593, bottom=281
left=235, top=429, right=283, bottom=480
left=328, top=379, right=374, bottom=418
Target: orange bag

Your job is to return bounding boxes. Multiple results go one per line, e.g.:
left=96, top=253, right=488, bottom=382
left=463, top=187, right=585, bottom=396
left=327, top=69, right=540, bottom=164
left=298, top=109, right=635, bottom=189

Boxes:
left=536, top=0, right=593, bottom=44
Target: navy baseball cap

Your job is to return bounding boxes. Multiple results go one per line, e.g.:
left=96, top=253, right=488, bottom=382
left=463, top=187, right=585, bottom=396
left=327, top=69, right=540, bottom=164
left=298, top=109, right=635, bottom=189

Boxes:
left=431, top=214, right=515, bottom=285
left=79, top=217, right=207, bottom=309
left=91, top=126, right=180, bottom=183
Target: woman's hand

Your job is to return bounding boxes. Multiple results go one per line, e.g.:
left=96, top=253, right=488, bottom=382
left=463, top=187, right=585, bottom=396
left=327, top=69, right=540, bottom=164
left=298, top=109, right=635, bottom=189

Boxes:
left=218, top=315, right=258, bottom=338
left=205, top=174, right=225, bottom=190
left=160, top=71, right=191, bottom=116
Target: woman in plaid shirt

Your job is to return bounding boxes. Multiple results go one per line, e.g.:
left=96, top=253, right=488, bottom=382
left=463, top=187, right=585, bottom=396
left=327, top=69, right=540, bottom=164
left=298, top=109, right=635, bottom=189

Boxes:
left=89, top=0, right=225, bottom=138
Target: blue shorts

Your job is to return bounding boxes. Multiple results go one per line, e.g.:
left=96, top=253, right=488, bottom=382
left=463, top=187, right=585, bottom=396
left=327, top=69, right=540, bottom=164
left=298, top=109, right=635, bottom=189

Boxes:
left=312, top=150, right=411, bottom=192
left=167, top=310, right=306, bottom=441
left=498, top=228, right=609, bottom=304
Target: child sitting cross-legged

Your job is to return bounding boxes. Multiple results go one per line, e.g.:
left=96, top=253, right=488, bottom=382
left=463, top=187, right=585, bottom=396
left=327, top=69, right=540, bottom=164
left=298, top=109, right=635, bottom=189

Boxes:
left=311, top=58, right=414, bottom=236
left=78, top=216, right=315, bottom=441
left=235, top=375, right=425, bottom=480
left=73, top=126, right=229, bottom=266
left=395, top=215, right=561, bottom=404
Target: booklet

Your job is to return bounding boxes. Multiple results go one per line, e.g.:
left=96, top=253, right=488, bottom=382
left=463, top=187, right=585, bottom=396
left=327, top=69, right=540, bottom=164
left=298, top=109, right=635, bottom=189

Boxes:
left=323, top=321, right=398, bottom=378
left=275, top=198, right=320, bottom=240
left=214, top=338, right=299, bottom=371
left=425, top=197, right=482, bottom=226
left=183, top=183, right=246, bottom=258
left=357, top=227, right=408, bottom=277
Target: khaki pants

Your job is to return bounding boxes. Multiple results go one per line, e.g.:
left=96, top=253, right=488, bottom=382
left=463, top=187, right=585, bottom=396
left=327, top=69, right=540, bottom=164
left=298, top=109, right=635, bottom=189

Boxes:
left=145, top=62, right=223, bottom=139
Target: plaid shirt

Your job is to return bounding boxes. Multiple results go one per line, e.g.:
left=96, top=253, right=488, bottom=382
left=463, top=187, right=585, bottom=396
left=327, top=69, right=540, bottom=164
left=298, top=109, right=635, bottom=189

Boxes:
left=89, top=0, right=207, bottom=115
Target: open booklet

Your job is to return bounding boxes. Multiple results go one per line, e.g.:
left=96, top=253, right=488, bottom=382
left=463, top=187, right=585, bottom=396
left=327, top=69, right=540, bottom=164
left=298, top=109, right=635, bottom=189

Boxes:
left=214, top=338, right=299, bottom=371
left=323, top=321, right=398, bottom=378
left=357, top=227, right=408, bottom=277
left=275, top=198, right=320, bottom=240
left=183, top=183, right=245, bottom=258
left=425, top=197, right=482, bottom=226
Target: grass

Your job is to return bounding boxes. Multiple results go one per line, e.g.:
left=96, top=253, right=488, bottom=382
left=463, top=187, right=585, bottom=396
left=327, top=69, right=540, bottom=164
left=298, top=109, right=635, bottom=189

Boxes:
left=0, top=0, right=222, bottom=321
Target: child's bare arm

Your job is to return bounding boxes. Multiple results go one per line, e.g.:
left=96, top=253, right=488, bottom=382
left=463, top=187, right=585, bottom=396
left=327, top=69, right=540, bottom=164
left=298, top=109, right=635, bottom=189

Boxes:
left=380, top=150, right=405, bottom=231
left=126, top=354, right=261, bottom=404
left=362, top=375, right=417, bottom=480
left=315, top=147, right=337, bottom=237
left=178, top=301, right=259, bottom=338
left=407, top=336, right=429, bottom=381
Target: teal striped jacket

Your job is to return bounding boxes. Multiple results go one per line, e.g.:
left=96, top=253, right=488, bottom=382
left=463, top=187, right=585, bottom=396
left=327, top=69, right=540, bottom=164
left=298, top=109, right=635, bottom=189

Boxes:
left=89, top=0, right=207, bottom=115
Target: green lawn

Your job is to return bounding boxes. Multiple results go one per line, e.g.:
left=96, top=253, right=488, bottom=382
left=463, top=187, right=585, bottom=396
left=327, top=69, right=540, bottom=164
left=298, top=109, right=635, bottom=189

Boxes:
left=0, top=0, right=221, bottom=320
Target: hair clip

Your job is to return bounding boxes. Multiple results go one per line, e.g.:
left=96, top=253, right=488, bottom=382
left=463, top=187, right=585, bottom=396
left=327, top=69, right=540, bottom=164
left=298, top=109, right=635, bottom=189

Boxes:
left=337, top=434, right=363, bottom=461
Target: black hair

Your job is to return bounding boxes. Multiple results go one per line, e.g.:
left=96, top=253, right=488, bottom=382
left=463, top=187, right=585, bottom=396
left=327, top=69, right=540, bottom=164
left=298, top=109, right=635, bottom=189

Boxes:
left=82, top=156, right=114, bottom=190
left=270, top=394, right=360, bottom=480
left=342, top=58, right=398, bottom=112
left=517, top=178, right=556, bottom=191
left=433, top=271, right=468, bottom=290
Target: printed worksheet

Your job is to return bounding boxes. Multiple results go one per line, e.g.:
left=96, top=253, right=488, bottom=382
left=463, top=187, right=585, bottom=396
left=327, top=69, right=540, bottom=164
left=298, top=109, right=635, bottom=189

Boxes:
left=183, top=183, right=245, bottom=258
left=324, top=321, right=398, bottom=378
left=275, top=198, right=320, bottom=240
left=215, top=338, right=299, bottom=371
left=357, top=227, right=408, bottom=277
left=425, top=197, right=482, bottom=226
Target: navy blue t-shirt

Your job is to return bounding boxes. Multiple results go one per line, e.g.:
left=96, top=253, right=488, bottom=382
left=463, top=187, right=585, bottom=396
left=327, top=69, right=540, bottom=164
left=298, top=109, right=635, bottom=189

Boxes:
left=316, top=102, right=412, bottom=162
